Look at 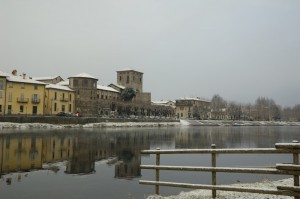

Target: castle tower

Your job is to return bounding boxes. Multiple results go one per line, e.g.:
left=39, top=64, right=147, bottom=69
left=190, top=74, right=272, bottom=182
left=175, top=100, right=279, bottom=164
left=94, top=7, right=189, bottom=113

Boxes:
left=117, top=68, right=143, bottom=93
left=68, top=73, right=98, bottom=116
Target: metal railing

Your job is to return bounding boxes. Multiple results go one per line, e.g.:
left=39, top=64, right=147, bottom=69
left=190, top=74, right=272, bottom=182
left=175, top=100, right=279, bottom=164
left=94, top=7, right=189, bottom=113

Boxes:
left=139, top=141, right=300, bottom=199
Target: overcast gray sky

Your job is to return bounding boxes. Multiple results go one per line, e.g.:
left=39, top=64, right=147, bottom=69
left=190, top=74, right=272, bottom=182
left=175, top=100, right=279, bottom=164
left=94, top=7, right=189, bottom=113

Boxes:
left=1, top=0, right=299, bottom=107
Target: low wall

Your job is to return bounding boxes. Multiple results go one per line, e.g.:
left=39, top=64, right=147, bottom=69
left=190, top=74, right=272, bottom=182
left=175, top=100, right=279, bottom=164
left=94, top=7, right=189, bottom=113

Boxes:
left=0, top=116, right=179, bottom=125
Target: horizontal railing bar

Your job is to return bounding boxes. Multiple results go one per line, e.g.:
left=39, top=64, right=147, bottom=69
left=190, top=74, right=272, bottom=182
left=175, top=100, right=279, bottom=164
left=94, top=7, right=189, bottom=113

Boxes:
left=278, top=186, right=300, bottom=192
left=276, top=143, right=300, bottom=149
left=141, top=148, right=297, bottom=154
left=139, top=180, right=299, bottom=196
left=141, top=165, right=300, bottom=175
left=276, top=164, right=300, bottom=171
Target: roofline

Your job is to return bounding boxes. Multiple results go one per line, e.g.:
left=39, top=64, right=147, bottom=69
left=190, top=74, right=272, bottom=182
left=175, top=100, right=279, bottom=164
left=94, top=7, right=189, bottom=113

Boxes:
left=67, top=76, right=98, bottom=80
left=116, top=69, right=143, bottom=74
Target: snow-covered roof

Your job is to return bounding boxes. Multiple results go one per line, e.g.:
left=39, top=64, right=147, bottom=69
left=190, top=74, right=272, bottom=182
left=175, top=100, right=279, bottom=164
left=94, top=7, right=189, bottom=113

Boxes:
left=97, top=85, right=120, bottom=93
left=109, top=83, right=126, bottom=89
left=33, top=76, right=63, bottom=81
left=152, top=100, right=175, bottom=104
left=68, top=73, right=98, bottom=80
left=0, top=71, right=10, bottom=77
left=46, top=84, right=74, bottom=91
left=177, top=97, right=211, bottom=103
left=56, top=80, right=69, bottom=86
left=7, top=75, right=47, bottom=85
left=117, top=67, right=143, bottom=74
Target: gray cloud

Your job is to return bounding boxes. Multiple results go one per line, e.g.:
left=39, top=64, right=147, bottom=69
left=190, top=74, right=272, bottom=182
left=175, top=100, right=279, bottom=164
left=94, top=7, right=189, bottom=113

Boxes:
left=1, top=0, right=300, bottom=107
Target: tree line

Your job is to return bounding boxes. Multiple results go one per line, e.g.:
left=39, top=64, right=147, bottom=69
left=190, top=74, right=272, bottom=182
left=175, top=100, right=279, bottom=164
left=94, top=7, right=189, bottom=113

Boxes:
left=211, top=94, right=300, bottom=122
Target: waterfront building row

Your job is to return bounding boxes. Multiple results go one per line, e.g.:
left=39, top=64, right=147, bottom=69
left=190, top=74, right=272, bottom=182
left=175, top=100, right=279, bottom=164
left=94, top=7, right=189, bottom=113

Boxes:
left=0, top=68, right=176, bottom=117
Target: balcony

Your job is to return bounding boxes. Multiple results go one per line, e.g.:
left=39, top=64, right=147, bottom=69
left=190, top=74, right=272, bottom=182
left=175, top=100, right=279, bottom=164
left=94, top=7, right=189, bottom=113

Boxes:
left=60, top=97, right=69, bottom=102
left=32, top=98, right=40, bottom=104
left=17, top=98, right=29, bottom=103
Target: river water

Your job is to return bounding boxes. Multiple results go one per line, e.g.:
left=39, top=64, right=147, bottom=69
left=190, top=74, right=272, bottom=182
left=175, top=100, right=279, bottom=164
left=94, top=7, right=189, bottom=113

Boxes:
left=0, top=126, right=300, bottom=199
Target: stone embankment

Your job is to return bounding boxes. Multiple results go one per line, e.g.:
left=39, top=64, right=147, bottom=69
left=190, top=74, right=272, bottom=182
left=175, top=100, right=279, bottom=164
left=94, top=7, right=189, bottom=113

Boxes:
left=147, top=178, right=294, bottom=199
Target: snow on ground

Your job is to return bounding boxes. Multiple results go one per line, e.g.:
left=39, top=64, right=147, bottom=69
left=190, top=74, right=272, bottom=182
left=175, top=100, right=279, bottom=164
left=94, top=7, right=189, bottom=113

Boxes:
left=0, top=121, right=181, bottom=129
left=183, top=120, right=300, bottom=126
left=0, top=120, right=299, bottom=130
left=146, top=178, right=294, bottom=199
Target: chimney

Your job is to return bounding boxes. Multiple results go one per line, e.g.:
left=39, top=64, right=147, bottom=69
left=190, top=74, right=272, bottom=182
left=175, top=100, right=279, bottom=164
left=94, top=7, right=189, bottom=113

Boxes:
left=12, top=70, right=17, bottom=76
left=22, top=73, right=26, bottom=79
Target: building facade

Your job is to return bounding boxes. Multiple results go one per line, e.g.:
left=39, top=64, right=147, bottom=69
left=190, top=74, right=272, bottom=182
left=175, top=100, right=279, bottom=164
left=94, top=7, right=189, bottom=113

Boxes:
left=68, top=73, right=98, bottom=116
left=175, top=98, right=211, bottom=119
left=117, top=68, right=143, bottom=92
left=4, top=72, right=46, bottom=115
left=44, top=84, right=76, bottom=115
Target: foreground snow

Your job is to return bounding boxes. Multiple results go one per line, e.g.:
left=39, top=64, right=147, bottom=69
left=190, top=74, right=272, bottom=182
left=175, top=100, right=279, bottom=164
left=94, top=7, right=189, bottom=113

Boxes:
left=147, top=178, right=294, bottom=199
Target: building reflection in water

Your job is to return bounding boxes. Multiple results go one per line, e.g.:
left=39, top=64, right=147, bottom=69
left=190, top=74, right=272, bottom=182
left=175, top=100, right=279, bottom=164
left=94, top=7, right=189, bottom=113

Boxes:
left=0, top=130, right=164, bottom=181
left=0, top=126, right=290, bottom=183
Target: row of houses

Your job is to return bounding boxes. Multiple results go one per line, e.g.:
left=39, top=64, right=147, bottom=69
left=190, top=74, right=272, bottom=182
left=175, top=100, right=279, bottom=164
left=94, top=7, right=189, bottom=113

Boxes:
left=0, top=68, right=177, bottom=118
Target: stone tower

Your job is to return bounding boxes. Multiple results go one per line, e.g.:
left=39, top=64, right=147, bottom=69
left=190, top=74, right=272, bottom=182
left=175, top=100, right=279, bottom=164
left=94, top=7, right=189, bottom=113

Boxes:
left=117, top=68, right=143, bottom=93
left=68, top=73, right=98, bottom=116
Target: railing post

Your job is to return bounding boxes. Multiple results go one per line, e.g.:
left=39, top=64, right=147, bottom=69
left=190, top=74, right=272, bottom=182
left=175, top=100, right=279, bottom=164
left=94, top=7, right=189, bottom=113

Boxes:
left=293, top=140, right=299, bottom=199
left=156, top=148, right=161, bottom=195
left=211, top=144, right=217, bottom=198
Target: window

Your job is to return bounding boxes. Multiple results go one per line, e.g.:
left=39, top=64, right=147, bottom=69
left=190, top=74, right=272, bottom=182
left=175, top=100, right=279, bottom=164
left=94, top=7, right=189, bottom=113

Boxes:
left=8, top=82, right=13, bottom=88
left=73, top=79, right=78, bottom=86
left=20, top=105, right=24, bottom=112
left=126, top=76, right=129, bottom=83
left=62, top=105, right=65, bottom=112
left=54, top=92, right=57, bottom=100
left=140, top=78, right=142, bottom=83
left=8, top=92, right=12, bottom=102
left=119, top=76, right=122, bottom=81
left=0, top=80, right=4, bottom=89
left=34, top=85, right=38, bottom=90
left=32, top=94, right=39, bottom=103
left=8, top=105, right=12, bottom=114
left=0, top=105, right=2, bottom=112
left=62, top=93, right=65, bottom=100
left=69, top=94, right=72, bottom=101
left=101, top=95, right=103, bottom=99
left=83, top=79, right=88, bottom=87
left=20, top=83, right=25, bottom=89
left=54, top=103, right=57, bottom=111
left=69, top=104, right=72, bottom=112
left=20, top=93, right=24, bottom=101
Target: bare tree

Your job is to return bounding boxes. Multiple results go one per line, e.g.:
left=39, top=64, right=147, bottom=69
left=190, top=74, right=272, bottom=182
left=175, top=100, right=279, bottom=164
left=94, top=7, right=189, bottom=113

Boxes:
left=227, top=102, right=242, bottom=120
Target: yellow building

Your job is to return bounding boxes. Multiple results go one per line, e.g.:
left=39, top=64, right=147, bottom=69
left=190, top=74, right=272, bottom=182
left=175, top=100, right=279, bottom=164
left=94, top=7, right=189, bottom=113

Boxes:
left=176, top=97, right=211, bottom=119
left=0, top=71, right=9, bottom=115
left=5, top=73, right=46, bottom=115
left=45, top=84, right=75, bottom=115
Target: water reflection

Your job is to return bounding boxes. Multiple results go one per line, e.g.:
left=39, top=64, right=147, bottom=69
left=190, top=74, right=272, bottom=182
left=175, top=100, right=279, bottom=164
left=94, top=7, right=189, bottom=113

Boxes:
left=0, top=126, right=299, bottom=185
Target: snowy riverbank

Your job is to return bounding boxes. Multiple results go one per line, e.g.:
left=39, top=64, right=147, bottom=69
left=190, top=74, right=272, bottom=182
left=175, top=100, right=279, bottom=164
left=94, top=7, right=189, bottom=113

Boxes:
left=0, top=120, right=299, bottom=129
left=146, top=178, right=294, bottom=199
left=182, top=120, right=300, bottom=126
left=0, top=121, right=181, bottom=129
